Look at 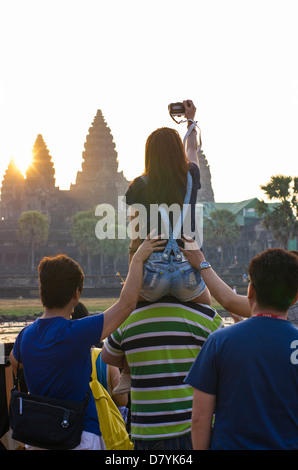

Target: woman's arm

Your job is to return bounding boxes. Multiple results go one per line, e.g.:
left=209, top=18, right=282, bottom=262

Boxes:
left=181, top=236, right=251, bottom=317
left=184, top=100, right=200, bottom=166
left=199, top=266, right=250, bottom=317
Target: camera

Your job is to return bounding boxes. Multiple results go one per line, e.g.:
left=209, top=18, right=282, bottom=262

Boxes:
left=168, top=102, right=186, bottom=116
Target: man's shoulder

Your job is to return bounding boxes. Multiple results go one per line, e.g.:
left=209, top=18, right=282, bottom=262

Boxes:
left=135, top=297, right=220, bottom=320
left=137, top=296, right=211, bottom=308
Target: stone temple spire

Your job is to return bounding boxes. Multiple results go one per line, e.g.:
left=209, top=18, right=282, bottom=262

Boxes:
left=81, top=109, right=119, bottom=178
left=24, top=135, right=57, bottom=214
left=197, top=148, right=215, bottom=202
left=0, top=158, right=24, bottom=219
left=25, top=134, right=55, bottom=189
left=71, top=110, right=129, bottom=208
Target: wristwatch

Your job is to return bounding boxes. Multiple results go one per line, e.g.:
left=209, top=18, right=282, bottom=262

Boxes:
left=199, top=261, right=211, bottom=271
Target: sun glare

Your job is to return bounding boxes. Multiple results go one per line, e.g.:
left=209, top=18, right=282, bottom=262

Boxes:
left=13, top=154, right=32, bottom=176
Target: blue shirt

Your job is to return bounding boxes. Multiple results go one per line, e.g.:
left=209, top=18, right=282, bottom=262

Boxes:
left=185, top=317, right=298, bottom=450
left=13, top=314, right=104, bottom=436
left=95, top=351, right=108, bottom=391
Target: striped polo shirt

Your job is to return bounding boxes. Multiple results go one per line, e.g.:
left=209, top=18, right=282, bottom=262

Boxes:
left=104, top=297, right=224, bottom=440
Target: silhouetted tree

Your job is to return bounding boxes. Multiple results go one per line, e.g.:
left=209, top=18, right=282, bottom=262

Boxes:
left=18, top=211, right=49, bottom=271
left=204, top=209, right=240, bottom=264
left=255, top=175, right=298, bottom=249
left=71, top=210, right=101, bottom=275
left=100, top=224, right=130, bottom=272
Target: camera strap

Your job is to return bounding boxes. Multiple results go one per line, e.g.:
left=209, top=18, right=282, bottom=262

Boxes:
left=169, top=114, right=202, bottom=152
left=183, top=119, right=202, bottom=152
left=169, top=114, right=186, bottom=125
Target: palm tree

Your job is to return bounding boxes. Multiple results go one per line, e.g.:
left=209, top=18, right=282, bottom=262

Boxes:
left=203, top=209, right=240, bottom=264
left=17, top=211, right=49, bottom=271
left=71, top=210, right=101, bottom=275
left=100, top=224, right=130, bottom=272
left=255, top=175, right=298, bottom=249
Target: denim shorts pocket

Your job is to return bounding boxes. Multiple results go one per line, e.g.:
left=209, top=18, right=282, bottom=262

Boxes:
left=143, top=262, right=162, bottom=290
left=180, top=266, right=202, bottom=291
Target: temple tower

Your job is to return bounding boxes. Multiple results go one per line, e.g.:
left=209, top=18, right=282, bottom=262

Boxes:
left=0, top=158, right=24, bottom=219
left=24, top=134, right=57, bottom=214
left=70, top=110, right=129, bottom=208
left=25, top=134, right=55, bottom=189
left=197, top=148, right=215, bottom=202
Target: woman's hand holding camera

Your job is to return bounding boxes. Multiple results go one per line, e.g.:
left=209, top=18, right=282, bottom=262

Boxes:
left=183, top=100, right=196, bottom=123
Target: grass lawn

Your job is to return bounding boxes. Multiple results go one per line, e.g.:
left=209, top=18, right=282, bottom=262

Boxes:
left=0, top=297, right=224, bottom=317
left=0, top=298, right=118, bottom=317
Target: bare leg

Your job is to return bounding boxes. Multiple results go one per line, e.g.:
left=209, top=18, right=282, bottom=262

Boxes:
left=189, top=287, right=211, bottom=305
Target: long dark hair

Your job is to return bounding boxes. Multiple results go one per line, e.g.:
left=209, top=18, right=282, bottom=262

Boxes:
left=144, top=127, right=189, bottom=207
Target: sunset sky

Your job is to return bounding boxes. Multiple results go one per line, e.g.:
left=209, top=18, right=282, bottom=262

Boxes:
left=0, top=0, right=297, bottom=203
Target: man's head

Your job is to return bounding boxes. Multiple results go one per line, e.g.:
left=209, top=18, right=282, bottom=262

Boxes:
left=38, top=254, right=84, bottom=309
left=248, top=248, right=298, bottom=313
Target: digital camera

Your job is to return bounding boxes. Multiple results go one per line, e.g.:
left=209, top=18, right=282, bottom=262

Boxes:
left=168, top=102, right=186, bottom=116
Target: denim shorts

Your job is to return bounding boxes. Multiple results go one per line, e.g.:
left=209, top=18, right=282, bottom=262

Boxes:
left=140, top=253, right=206, bottom=302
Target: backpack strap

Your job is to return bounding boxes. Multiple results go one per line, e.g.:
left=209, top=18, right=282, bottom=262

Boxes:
left=140, top=174, right=148, bottom=184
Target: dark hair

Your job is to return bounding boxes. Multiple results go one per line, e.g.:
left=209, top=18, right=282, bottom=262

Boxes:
left=144, top=127, right=189, bottom=207
left=38, top=254, right=84, bottom=309
left=72, top=302, right=89, bottom=319
left=248, top=248, right=298, bottom=312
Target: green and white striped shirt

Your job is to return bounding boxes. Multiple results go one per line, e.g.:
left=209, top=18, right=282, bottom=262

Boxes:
left=105, top=297, right=224, bottom=440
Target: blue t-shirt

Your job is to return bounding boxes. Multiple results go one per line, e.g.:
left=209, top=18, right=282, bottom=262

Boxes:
left=95, top=351, right=108, bottom=391
left=13, top=314, right=104, bottom=436
left=185, top=317, right=298, bottom=450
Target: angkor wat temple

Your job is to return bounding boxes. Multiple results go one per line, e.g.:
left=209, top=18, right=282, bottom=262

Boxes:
left=0, top=110, right=215, bottom=275
left=1, top=111, right=297, bottom=326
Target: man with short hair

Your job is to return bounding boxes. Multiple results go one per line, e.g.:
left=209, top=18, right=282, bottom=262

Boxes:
left=185, top=248, right=298, bottom=450
left=101, top=296, right=224, bottom=450
left=9, top=235, right=164, bottom=450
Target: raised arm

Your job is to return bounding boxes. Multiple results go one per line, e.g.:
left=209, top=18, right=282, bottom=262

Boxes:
left=101, top=234, right=165, bottom=340
left=184, top=100, right=200, bottom=167
left=181, top=236, right=251, bottom=317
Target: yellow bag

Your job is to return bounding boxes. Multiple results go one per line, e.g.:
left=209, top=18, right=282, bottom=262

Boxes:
left=89, top=348, right=134, bottom=450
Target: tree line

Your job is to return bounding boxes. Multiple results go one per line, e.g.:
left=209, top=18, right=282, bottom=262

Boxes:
left=17, top=175, right=297, bottom=272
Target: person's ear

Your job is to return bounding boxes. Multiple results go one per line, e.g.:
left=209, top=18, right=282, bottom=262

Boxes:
left=247, top=282, right=255, bottom=300
left=73, top=287, right=81, bottom=302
